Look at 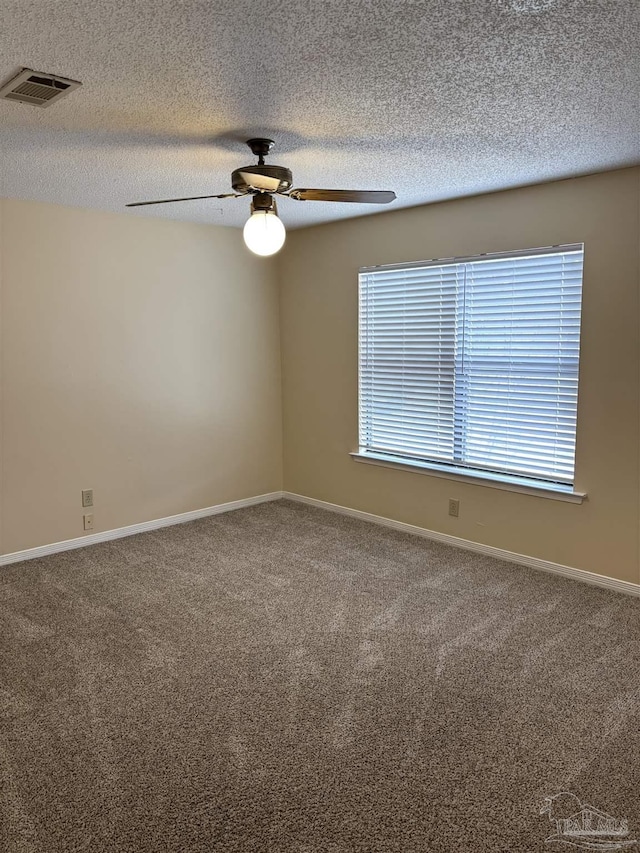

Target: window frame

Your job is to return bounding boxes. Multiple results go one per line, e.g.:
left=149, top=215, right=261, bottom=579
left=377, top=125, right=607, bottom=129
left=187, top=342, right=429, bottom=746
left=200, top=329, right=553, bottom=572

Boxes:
left=355, top=244, right=586, bottom=503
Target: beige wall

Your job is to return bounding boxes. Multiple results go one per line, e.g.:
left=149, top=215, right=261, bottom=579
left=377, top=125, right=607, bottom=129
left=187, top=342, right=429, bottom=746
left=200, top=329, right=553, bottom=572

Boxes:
left=279, top=168, right=640, bottom=584
left=2, top=170, right=639, bottom=584
left=0, top=198, right=282, bottom=554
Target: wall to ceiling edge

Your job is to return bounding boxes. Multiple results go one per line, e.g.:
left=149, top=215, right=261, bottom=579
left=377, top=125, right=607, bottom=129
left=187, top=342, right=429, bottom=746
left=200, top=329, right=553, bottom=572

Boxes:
left=278, top=167, right=640, bottom=584
left=0, top=198, right=283, bottom=555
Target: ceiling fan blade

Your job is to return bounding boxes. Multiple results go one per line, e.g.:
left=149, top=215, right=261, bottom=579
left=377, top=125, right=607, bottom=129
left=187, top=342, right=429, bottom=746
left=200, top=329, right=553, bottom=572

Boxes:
left=238, top=170, right=283, bottom=192
left=288, top=189, right=396, bottom=204
left=126, top=193, right=239, bottom=208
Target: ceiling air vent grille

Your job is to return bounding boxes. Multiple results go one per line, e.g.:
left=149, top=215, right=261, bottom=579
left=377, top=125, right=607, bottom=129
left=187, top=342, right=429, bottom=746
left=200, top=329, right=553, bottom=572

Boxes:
left=0, top=68, right=81, bottom=107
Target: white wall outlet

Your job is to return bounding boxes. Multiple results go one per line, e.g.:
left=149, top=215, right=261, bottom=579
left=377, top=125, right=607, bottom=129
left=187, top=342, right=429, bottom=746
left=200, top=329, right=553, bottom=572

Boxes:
left=82, top=489, right=93, bottom=508
left=83, top=513, right=94, bottom=531
left=448, top=499, right=460, bottom=518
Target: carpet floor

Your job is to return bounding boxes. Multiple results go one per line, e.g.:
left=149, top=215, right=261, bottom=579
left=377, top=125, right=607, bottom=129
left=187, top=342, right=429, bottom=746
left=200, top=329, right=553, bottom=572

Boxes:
left=1, top=499, right=640, bottom=852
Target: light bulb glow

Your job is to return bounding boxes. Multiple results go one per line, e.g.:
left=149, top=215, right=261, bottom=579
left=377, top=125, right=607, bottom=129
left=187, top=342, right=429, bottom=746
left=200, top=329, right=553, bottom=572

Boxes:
left=243, top=210, right=286, bottom=256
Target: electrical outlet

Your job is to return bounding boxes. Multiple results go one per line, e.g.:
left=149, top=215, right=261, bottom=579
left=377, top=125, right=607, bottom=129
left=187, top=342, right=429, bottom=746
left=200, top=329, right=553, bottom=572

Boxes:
left=448, top=499, right=460, bottom=518
left=83, top=513, right=94, bottom=531
left=82, top=489, right=93, bottom=508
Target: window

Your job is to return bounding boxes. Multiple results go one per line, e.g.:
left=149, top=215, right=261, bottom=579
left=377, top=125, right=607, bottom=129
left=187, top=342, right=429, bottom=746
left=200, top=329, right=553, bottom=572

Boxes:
left=357, top=245, right=584, bottom=495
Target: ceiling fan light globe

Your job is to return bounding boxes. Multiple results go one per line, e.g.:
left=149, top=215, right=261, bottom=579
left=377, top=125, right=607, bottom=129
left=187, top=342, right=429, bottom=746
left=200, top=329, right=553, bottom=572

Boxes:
left=243, top=210, right=286, bottom=256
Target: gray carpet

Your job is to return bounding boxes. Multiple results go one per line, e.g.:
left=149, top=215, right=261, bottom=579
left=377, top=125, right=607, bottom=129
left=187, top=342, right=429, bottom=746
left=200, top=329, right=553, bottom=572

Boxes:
left=1, top=499, right=640, bottom=852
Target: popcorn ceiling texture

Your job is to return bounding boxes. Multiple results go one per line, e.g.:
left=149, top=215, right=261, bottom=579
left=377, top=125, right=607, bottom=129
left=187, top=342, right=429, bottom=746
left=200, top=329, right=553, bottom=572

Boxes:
left=0, top=0, right=638, bottom=229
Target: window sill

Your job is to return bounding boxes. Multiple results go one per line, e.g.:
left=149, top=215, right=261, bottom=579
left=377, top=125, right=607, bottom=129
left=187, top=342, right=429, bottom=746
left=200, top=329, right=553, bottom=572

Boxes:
left=350, top=451, right=587, bottom=504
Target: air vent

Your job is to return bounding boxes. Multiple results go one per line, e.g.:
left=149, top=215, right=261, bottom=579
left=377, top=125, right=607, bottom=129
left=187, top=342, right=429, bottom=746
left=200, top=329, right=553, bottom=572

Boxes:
left=0, top=68, right=81, bottom=107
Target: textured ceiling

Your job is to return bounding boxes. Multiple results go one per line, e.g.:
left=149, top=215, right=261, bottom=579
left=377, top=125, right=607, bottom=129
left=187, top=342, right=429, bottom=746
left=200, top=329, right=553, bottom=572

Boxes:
left=0, top=0, right=638, bottom=230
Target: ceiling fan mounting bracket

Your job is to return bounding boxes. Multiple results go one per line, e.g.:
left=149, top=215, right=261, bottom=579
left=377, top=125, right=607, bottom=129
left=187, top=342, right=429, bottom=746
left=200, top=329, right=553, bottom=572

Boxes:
left=246, top=137, right=275, bottom=165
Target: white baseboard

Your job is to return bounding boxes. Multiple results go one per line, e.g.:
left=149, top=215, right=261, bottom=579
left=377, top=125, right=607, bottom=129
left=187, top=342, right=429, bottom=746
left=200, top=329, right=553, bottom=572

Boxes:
left=0, top=491, right=285, bottom=567
left=283, top=492, right=640, bottom=598
left=4, top=489, right=638, bottom=598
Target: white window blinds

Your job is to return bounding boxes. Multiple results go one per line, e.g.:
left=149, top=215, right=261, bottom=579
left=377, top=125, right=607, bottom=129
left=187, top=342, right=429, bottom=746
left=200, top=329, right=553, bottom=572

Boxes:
left=359, top=245, right=584, bottom=489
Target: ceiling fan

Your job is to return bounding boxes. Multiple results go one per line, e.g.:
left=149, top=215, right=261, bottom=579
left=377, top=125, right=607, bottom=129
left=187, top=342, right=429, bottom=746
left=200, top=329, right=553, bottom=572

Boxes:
left=127, top=138, right=397, bottom=256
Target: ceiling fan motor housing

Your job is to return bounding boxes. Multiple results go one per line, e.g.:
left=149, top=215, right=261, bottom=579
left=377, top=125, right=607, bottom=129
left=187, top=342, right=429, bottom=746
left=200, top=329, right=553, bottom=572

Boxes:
left=231, top=165, right=293, bottom=195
